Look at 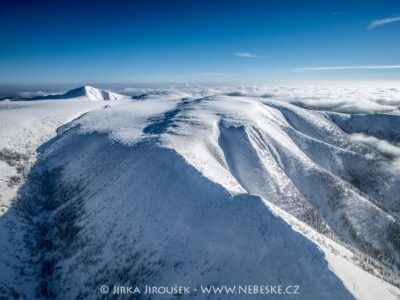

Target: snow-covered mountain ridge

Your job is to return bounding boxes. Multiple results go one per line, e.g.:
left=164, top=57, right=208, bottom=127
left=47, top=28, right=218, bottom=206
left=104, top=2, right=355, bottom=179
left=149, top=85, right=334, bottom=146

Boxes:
left=32, top=85, right=128, bottom=101
left=0, top=86, right=399, bottom=299
left=67, top=94, right=400, bottom=273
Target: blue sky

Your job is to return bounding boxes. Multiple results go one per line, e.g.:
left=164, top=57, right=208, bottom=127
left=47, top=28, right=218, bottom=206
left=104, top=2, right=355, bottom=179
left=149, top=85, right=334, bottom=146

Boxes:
left=0, top=0, right=399, bottom=84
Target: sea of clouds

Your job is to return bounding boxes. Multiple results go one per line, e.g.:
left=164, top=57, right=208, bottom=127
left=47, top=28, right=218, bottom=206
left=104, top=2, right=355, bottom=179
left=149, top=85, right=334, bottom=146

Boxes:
left=113, top=85, right=400, bottom=115
left=6, top=84, right=400, bottom=115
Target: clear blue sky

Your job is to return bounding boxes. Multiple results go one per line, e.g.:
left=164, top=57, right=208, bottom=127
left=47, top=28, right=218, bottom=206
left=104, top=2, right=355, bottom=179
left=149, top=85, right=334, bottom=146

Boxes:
left=0, top=0, right=399, bottom=84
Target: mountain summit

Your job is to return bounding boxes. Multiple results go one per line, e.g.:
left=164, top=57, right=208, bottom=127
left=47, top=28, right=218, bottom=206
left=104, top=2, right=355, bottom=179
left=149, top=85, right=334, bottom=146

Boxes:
left=33, top=86, right=127, bottom=101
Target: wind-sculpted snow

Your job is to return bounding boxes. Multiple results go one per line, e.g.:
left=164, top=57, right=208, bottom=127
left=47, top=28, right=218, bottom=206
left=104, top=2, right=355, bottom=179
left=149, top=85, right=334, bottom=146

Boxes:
left=0, top=87, right=400, bottom=299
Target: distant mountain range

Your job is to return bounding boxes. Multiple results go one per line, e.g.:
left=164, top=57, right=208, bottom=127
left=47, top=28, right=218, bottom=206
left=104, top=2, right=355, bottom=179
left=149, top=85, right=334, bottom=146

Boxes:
left=0, top=86, right=129, bottom=101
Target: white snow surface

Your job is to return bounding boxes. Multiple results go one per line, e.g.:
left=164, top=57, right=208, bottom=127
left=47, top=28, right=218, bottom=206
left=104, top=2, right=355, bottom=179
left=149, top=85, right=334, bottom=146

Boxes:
left=0, top=85, right=399, bottom=299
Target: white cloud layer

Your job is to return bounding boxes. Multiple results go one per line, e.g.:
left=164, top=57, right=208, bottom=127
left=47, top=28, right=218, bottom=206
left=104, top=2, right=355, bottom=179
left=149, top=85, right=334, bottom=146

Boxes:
left=12, top=84, right=400, bottom=115
left=293, top=65, right=400, bottom=71
left=350, top=133, right=400, bottom=172
left=367, top=16, right=400, bottom=30
left=234, top=52, right=269, bottom=59
left=17, top=91, right=48, bottom=98
left=350, top=133, right=400, bottom=157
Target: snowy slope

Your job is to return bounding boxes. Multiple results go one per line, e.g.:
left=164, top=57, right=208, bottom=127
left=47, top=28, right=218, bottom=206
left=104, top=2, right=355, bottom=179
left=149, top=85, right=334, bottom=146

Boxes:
left=10, top=129, right=352, bottom=299
left=0, top=99, right=121, bottom=211
left=0, top=86, right=399, bottom=299
left=267, top=202, right=400, bottom=300
left=0, top=99, right=121, bottom=299
left=32, top=86, right=128, bottom=101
